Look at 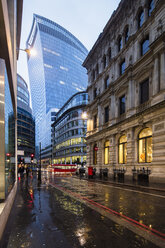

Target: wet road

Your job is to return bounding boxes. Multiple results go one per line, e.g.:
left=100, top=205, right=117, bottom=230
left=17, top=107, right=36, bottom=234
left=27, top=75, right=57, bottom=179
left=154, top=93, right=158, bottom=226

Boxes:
left=1, top=172, right=165, bottom=248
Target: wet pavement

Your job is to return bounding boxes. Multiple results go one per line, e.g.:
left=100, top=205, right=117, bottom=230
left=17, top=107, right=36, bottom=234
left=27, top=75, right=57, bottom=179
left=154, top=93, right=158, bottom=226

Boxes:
left=1, top=172, right=164, bottom=248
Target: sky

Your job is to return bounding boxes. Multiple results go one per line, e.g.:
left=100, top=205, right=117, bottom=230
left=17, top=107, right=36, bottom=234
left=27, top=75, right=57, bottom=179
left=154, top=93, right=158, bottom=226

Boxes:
left=17, top=0, right=121, bottom=86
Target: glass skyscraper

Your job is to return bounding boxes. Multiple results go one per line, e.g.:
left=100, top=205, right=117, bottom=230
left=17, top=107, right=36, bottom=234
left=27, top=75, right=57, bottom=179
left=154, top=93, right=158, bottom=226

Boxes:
left=26, top=14, right=88, bottom=157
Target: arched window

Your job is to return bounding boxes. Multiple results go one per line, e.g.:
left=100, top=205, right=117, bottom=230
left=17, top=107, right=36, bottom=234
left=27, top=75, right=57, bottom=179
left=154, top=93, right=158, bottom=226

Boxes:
left=125, top=27, right=129, bottom=44
left=93, top=144, right=98, bottom=165
left=138, top=128, right=152, bottom=163
left=119, top=135, right=127, bottom=164
left=104, top=141, right=110, bottom=165
left=148, top=0, right=154, bottom=16
left=118, top=36, right=122, bottom=52
left=138, top=10, right=144, bottom=28
left=141, top=36, right=149, bottom=56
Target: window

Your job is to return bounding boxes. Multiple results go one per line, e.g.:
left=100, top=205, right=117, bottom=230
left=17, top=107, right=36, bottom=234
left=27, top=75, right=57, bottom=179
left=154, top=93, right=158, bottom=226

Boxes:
left=108, top=48, right=111, bottom=61
left=104, top=76, right=110, bottom=89
left=119, top=95, right=125, bottom=115
left=140, top=79, right=149, bottom=104
left=104, top=141, right=110, bottom=164
left=125, top=27, right=129, bottom=44
left=141, top=36, right=149, bottom=56
left=92, top=70, right=95, bottom=81
left=120, top=60, right=125, bottom=75
left=104, top=106, right=109, bottom=123
left=96, top=64, right=99, bottom=76
left=138, top=10, right=144, bottom=28
left=118, top=37, right=122, bottom=52
left=148, top=0, right=154, bottom=16
left=103, top=55, right=106, bottom=69
left=93, top=144, right=98, bottom=165
left=93, top=88, right=97, bottom=99
left=93, top=114, right=97, bottom=129
left=138, top=128, right=152, bottom=163
left=119, top=135, right=127, bottom=164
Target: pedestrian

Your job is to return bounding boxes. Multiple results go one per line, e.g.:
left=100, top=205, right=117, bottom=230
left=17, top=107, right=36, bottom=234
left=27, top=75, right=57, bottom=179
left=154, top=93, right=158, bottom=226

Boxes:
left=26, top=166, right=29, bottom=178
left=20, top=165, right=25, bottom=179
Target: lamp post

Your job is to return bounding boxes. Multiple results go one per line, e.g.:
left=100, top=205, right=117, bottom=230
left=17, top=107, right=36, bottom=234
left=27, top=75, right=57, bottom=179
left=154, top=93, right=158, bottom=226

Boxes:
left=38, top=142, right=41, bottom=181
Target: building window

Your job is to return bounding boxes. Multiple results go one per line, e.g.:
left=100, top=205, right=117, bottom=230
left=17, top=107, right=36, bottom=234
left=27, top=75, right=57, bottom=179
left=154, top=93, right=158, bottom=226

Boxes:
left=141, top=36, right=149, bottom=56
left=104, top=76, right=110, bottom=89
left=104, top=141, right=110, bottom=164
left=93, top=88, right=97, bottom=99
left=125, top=27, right=129, bottom=44
left=148, top=0, right=154, bottom=16
left=119, top=135, right=127, bottom=164
left=93, top=144, right=98, bottom=165
left=92, top=70, right=95, bottom=81
left=138, top=128, right=152, bottom=163
left=138, top=10, right=144, bottom=28
left=103, top=55, right=106, bottom=69
left=120, top=60, right=125, bottom=75
left=104, top=106, right=109, bottom=123
left=118, top=37, right=122, bottom=52
left=108, top=48, right=111, bottom=62
left=140, top=79, right=149, bottom=104
left=93, top=114, right=97, bottom=129
left=119, top=95, right=125, bottom=115
left=96, top=64, right=99, bottom=76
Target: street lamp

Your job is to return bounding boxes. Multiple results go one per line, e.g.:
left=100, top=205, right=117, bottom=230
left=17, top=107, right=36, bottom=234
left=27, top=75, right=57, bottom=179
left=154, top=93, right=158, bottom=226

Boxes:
left=18, top=48, right=37, bottom=56
left=81, top=112, right=88, bottom=120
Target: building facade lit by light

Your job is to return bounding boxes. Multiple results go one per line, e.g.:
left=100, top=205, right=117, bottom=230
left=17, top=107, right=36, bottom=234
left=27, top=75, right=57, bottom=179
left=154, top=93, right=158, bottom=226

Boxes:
left=52, top=92, right=88, bottom=166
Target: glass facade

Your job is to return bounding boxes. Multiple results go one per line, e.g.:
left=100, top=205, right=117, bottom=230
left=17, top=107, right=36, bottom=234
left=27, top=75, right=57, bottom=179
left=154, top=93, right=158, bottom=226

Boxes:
left=4, top=69, right=15, bottom=199
left=26, top=14, right=88, bottom=156
left=52, top=92, right=88, bottom=165
left=17, top=75, right=35, bottom=159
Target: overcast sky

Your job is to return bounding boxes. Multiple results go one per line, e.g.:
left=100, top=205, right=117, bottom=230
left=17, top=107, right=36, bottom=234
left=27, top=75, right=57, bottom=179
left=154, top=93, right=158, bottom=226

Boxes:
left=17, top=0, right=121, bottom=85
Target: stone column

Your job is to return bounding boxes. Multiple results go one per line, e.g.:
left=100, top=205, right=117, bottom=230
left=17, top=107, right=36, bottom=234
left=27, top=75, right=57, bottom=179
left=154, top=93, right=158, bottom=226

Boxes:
left=160, top=52, right=165, bottom=90
left=126, top=128, right=135, bottom=167
left=153, top=55, right=159, bottom=95
left=109, top=135, right=116, bottom=168
left=127, top=79, right=135, bottom=116
left=98, top=104, right=102, bottom=130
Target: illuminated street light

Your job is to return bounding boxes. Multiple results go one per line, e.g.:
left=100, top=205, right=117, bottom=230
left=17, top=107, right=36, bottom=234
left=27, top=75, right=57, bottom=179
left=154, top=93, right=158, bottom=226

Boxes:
left=18, top=48, right=36, bottom=56
left=81, top=112, right=88, bottom=120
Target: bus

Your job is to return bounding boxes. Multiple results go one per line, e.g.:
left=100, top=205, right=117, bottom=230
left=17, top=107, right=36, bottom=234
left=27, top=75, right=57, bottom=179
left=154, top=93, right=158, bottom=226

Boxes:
left=52, top=164, right=77, bottom=175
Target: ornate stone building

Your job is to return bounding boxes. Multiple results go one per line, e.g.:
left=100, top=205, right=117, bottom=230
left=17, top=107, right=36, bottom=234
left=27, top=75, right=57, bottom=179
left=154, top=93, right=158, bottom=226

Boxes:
left=83, top=0, right=165, bottom=183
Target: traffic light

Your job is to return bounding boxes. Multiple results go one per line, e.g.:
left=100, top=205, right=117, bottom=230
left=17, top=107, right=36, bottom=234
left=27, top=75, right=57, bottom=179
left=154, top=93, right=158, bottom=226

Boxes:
left=6, top=153, right=10, bottom=162
left=31, top=154, right=34, bottom=163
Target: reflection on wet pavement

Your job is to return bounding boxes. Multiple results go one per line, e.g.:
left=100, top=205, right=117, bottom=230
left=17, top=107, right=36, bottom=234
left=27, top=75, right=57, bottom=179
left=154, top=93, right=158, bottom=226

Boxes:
left=1, top=173, right=163, bottom=248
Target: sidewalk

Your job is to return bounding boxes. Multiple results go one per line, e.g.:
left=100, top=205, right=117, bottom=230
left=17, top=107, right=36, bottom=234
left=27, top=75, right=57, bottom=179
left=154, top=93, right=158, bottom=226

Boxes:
left=75, top=173, right=165, bottom=192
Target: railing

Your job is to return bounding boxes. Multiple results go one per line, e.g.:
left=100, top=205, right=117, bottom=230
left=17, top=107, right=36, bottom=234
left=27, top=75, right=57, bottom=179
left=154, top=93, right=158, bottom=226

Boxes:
left=136, top=101, right=151, bottom=114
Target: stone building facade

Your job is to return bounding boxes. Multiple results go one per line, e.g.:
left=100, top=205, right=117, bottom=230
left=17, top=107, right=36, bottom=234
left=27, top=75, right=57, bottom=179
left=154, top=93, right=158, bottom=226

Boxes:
left=83, top=0, right=165, bottom=183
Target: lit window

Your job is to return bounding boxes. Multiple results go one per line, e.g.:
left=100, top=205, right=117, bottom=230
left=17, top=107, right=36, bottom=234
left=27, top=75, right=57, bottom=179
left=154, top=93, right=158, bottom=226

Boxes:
left=119, top=135, right=127, bottom=164
left=118, top=37, right=122, bottom=52
left=60, top=66, right=68, bottom=71
left=60, top=81, right=65, bottom=85
left=104, top=106, right=109, bottom=123
left=141, top=36, right=149, bottom=56
left=148, top=0, right=154, bottom=16
left=138, top=10, right=144, bottom=28
left=104, top=141, right=110, bottom=164
left=138, top=128, right=152, bottom=163
left=140, top=79, right=149, bottom=104
left=120, top=60, right=125, bottom=75
left=44, top=63, right=53, bottom=69
left=119, top=95, right=125, bottom=115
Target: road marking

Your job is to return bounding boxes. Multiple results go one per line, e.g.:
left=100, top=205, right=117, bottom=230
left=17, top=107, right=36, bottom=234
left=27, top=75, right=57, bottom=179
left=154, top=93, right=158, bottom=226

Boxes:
left=50, top=182, right=165, bottom=248
left=72, top=177, right=165, bottom=199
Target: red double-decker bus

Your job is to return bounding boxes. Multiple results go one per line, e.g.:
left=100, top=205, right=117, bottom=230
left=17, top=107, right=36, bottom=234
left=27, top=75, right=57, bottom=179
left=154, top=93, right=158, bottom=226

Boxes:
left=52, top=164, right=77, bottom=174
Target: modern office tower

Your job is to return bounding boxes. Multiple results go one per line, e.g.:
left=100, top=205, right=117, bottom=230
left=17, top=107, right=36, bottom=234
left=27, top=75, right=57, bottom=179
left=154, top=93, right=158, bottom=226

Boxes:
left=83, top=0, right=165, bottom=183
left=26, top=14, right=88, bottom=160
left=17, top=74, right=35, bottom=163
left=52, top=92, right=88, bottom=166
left=0, top=0, right=23, bottom=239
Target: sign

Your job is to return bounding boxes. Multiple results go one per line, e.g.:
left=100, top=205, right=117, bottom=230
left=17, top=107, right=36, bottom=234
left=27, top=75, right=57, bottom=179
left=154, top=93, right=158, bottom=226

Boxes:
left=17, top=150, right=24, bottom=156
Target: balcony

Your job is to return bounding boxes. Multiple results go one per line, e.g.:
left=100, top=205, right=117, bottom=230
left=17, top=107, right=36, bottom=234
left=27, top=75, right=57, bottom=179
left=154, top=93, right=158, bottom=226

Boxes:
left=136, top=100, right=151, bottom=114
